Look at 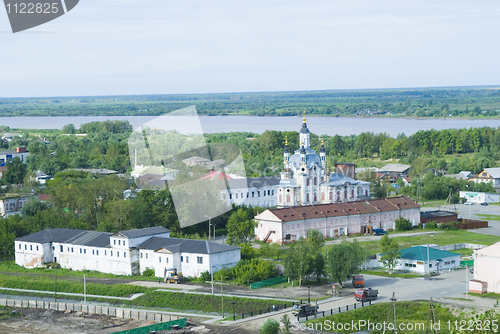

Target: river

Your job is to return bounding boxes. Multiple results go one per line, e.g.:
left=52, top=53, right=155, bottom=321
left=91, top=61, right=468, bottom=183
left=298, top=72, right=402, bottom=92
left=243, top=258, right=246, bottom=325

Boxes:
left=0, top=115, right=496, bottom=137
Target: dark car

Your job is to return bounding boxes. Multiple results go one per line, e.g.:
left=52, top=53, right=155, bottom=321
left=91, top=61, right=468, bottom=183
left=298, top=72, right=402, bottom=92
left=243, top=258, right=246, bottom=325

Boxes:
left=480, top=202, right=488, bottom=206
left=373, top=229, right=386, bottom=236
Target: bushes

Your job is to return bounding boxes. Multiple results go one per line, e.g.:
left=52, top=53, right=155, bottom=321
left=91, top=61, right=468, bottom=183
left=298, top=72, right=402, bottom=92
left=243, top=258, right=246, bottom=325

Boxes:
left=142, top=267, right=155, bottom=277
left=259, top=319, right=280, bottom=334
left=213, top=259, right=279, bottom=285
left=424, top=221, right=437, bottom=229
left=395, top=217, right=412, bottom=231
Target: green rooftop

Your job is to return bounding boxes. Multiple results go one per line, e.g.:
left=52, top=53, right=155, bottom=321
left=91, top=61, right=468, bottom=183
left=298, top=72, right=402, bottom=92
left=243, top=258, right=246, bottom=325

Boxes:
left=400, top=246, right=459, bottom=261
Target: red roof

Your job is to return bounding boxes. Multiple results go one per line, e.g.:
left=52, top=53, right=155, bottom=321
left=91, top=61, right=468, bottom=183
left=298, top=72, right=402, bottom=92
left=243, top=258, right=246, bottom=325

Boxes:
left=199, top=170, right=234, bottom=181
left=262, top=196, right=419, bottom=223
left=37, top=194, right=50, bottom=202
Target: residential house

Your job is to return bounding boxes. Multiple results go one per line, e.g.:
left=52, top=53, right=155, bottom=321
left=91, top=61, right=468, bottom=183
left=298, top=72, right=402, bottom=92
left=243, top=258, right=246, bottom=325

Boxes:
left=470, top=168, right=500, bottom=189
left=0, top=195, right=29, bottom=217
left=0, top=147, right=30, bottom=165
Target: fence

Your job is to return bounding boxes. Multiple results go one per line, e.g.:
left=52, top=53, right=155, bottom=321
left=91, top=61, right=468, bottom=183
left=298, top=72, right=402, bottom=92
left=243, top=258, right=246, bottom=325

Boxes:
left=297, top=301, right=373, bottom=323
left=250, top=276, right=288, bottom=289
left=111, top=318, right=187, bottom=334
left=0, top=298, right=181, bottom=323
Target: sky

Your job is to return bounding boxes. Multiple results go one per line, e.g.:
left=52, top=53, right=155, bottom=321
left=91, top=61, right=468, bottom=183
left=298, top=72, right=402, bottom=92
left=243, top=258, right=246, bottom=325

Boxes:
left=0, top=0, right=499, bottom=97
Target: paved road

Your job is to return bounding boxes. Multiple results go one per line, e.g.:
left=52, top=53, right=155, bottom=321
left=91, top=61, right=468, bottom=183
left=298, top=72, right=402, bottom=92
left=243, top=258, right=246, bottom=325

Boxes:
left=228, top=268, right=470, bottom=328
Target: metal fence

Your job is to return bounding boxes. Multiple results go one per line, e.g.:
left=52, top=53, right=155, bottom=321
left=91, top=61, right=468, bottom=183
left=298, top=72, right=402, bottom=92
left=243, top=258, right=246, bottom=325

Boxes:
left=111, top=318, right=187, bottom=334
left=297, top=301, right=373, bottom=323
left=0, top=298, right=181, bottom=323
left=250, top=276, right=288, bottom=289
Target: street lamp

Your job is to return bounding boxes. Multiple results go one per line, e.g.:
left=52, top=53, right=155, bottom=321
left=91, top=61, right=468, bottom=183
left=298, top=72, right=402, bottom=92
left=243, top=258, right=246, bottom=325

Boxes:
left=307, top=285, right=311, bottom=303
left=205, top=215, right=211, bottom=241
left=232, top=302, right=236, bottom=321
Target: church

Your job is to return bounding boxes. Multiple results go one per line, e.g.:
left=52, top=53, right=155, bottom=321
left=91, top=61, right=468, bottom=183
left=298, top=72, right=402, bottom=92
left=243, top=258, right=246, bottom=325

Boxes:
left=277, top=116, right=370, bottom=207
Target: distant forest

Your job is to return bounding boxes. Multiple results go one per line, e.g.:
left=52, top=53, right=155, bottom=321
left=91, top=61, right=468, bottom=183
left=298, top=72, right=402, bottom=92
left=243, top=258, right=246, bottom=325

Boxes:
left=2, top=86, right=500, bottom=117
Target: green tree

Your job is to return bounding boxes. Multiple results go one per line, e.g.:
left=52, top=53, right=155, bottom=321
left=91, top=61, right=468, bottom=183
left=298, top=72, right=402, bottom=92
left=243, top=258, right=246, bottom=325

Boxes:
left=280, top=314, right=292, bottom=334
left=379, top=235, right=401, bottom=275
left=4, top=157, right=27, bottom=184
left=21, top=197, right=48, bottom=217
left=62, top=123, right=76, bottom=134
left=283, top=238, right=312, bottom=286
left=395, top=217, right=412, bottom=231
left=326, top=240, right=365, bottom=286
left=226, top=208, right=256, bottom=245
left=259, top=318, right=280, bottom=334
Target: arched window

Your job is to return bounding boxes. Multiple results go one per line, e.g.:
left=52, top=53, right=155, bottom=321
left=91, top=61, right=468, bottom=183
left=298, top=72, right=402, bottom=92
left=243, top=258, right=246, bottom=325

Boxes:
left=365, top=190, right=368, bottom=196
left=329, top=192, right=333, bottom=200
left=314, top=193, right=317, bottom=202
left=351, top=189, right=354, bottom=198
left=279, top=195, right=282, bottom=202
left=286, top=194, right=290, bottom=203
left=321, top=192, right=325, bottom=201
left=344, top=189, right=348, bottom=199
left=337, top=191, right=340, bottom=201
left=314, top=177, right=317, bottom=186
left=307, top=178, right=310, bottom=186
left=321, top=177, right=324, bottom=183
left=306, top=193, right=310, bottom=202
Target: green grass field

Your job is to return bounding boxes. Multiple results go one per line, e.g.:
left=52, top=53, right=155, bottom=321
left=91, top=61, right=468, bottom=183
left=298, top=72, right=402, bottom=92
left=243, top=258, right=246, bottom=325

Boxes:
left=305, top=301, right=491, bottom=333
left=476, top=214, right=500, bottom=221
left=357, top=230, right=500, bottom=255
left=0, top=261, right=159, bottom=281
left=359, top=269, right=421, bottom=278
left=0, top=274, right=149, bottom=297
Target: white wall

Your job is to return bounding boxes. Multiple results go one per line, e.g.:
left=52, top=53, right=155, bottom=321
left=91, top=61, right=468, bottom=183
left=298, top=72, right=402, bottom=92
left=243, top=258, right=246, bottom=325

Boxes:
left=14, top=241, right=46, bottom=268
left=146, top=249, right=241, bottom=278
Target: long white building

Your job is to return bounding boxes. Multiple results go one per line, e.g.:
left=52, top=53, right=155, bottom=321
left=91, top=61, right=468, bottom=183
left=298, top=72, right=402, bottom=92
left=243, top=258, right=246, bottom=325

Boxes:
left=255, top=196, right=420, bottom=244
left=15, top=226, right=240, bottom=278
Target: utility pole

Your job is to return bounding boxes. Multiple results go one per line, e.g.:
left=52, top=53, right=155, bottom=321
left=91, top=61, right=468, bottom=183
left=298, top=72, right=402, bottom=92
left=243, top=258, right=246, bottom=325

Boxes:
left=221, top=275, right=224, bottom=318
left=84, top=273, right=87, bottom=304
left=211, top=262, right=214, bottom=295
left=466, top=263, right=469, bottom=300
left=383, top=292, right=397, bottom=334
left=427, top=243, right=430, bottom=276
left=314, top=300, right=318, bottom=334
left=54, top=266, right=57, bottom=302
left=426, top=297, right=437, bottom=334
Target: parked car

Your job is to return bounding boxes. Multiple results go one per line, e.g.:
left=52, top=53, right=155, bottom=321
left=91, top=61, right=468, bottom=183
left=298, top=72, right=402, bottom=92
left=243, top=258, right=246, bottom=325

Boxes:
left=469, top=267, right=474, bottom=273
left=464, top=202, right=473, bottom=205
left=480, top=202, right=488, bottom=206
left=373, top=229, right=386, bottom=236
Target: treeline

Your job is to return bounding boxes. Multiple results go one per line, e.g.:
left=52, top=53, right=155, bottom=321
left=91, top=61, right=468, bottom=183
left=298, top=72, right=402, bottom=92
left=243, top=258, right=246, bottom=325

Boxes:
left=1, top=87, right=500, bottom=117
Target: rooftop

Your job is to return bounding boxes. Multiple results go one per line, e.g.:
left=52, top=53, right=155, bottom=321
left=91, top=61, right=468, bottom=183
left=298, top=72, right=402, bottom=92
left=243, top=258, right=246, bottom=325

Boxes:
left=114, top=226, right=170, bottom=239
left=379, top=164, right=411, bottom=173
left=139, top=237, right=240, bottom=254
left=258, top=196, right=419, bottom=223
left=400, top=246, right=459, bottom=261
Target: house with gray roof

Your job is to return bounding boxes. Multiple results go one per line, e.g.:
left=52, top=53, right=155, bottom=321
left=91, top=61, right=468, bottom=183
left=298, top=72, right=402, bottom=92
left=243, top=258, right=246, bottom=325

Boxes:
left=15, top=226, right=240, bottom=278
left=138, top=237, right=240, bottom=278
left=470, top=168, right=500, bottom=189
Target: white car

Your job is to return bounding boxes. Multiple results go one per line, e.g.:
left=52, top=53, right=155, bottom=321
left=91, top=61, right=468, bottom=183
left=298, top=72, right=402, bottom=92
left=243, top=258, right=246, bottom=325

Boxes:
left=464, top=202, right=473, bottom=205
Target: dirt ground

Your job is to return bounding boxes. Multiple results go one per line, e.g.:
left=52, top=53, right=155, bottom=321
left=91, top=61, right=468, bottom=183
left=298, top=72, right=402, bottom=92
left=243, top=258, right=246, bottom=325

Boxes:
left=0, top=307, right=262, bottom=334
